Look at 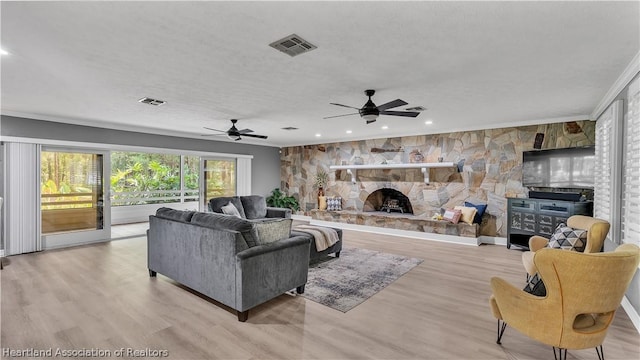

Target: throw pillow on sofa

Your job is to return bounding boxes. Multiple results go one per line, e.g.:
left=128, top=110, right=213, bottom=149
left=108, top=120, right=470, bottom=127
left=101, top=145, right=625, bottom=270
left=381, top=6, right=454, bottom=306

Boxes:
left=548, top=223, right=587, bottom=252
left=254, top=218, right=293, bottom=245
left=210, top=196, right=247, bottom=218
left=221, top=202, right=242, bottom=218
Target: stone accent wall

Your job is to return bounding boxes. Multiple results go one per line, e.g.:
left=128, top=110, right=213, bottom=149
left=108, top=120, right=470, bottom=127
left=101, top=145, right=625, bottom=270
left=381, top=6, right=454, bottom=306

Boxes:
left=280, top=121, right=595, bottom=237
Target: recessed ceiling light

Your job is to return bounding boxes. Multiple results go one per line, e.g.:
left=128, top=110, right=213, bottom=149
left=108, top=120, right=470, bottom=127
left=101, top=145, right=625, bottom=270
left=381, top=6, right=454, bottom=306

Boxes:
left=381, top=125, right=389, bottom=130
left=0, top=48, right=9, bottom=56
left=315, top=133, right=321, bottom=137
left=346, top=130, right=352, bottom=134
left=425, top=120, right=433, bottom=125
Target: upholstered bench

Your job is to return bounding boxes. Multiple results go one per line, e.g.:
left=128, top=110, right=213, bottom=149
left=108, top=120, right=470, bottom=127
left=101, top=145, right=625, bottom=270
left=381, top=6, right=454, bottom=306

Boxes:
left=291, top=227, right=343, bottom=261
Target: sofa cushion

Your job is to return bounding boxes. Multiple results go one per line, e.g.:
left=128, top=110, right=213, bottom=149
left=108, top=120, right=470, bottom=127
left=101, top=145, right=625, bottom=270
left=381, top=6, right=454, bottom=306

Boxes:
left=221, top=202, right=242, bottom=218
left=254, top=218, right=292, bottom=246
left=210, top=196, right=246, bottom=219
left=155, top=207, right=196, bottom=223
left=191, top=212, right=258, bottom=247
left=240, top=195, right=268, bottom=219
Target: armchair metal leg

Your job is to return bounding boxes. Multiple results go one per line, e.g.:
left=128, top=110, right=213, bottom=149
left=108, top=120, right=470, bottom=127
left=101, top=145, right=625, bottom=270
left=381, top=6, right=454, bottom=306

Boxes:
left=596, top=345, right=604, bottom=360
left=553, top=347, right=567, bottom=360
left=496, top=319, right=507, bottom=344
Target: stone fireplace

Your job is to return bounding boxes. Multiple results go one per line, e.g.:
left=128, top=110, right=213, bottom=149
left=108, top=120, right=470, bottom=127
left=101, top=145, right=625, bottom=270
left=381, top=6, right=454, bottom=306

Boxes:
left=363, top=188, right=414, bottom=214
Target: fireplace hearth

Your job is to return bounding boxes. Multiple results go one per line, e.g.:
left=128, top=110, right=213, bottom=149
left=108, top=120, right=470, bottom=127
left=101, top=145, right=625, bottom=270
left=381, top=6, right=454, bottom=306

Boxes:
left=363, top=188, right=413, bottom=214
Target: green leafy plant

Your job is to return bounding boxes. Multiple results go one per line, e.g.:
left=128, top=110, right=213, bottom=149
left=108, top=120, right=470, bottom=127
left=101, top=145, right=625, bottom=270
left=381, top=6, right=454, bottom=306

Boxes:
left=266, top=188, right=300, bottom=211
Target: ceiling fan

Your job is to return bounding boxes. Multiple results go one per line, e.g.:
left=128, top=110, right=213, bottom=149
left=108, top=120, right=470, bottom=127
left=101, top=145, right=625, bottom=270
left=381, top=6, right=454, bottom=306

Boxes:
left=202, top=119, right=268, bottom=141
left=324, top=89, right=421, bottom=124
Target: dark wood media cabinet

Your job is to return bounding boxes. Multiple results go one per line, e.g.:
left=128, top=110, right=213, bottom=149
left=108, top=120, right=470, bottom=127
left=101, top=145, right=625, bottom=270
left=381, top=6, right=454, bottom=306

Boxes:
left=506, top=197, right=593, bottom=250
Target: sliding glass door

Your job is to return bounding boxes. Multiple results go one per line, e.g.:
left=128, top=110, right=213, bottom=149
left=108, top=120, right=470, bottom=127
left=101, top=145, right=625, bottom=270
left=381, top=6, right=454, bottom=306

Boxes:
left=200, top=158, right=236, bottom=211
left=40, top=148, right=110, bottom=248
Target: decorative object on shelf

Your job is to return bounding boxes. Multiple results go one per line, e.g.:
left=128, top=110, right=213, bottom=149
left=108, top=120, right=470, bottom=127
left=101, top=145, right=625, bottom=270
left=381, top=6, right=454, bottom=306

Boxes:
left=315, top=169, right=328, bottom=207
left=265, top=188, right=300, bottom=211
left=353, top=156, right=364, bottom=165
left=371, top=147, right=404, bottom=153
left=408, top=149, right=424, bottom=163
left=318, top=196, right=327, bottom=211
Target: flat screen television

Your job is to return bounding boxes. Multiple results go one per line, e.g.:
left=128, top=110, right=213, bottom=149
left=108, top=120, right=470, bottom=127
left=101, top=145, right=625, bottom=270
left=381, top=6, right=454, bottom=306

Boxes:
left=522, top=146, right=596, bottom=189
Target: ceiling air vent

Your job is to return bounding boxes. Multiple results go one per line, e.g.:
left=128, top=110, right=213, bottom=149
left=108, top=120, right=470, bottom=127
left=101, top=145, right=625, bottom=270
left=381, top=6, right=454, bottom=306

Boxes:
left=405, top=106, right=427, bottom=112
left=269, top=34, right=317, bottom=57
left=281, top=127, right=299, bottom=131
left=138, top=97, right=166, bottom=106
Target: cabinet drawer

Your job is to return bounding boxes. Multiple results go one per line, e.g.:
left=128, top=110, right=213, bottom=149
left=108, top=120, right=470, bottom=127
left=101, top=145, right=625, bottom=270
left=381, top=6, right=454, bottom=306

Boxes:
left=538, top=201, right=571, bottom=216
left=510, top=212, right=523, bottom=229
left=510, top=199, right=536, bottom=212
left=523, top=213, right=536, bottom=223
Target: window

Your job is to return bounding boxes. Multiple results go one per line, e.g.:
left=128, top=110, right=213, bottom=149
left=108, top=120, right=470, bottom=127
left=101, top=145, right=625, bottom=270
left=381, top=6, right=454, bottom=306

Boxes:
left=110, top=152, right=198, bottom=206
left=622, top=77, right=640, bottom=245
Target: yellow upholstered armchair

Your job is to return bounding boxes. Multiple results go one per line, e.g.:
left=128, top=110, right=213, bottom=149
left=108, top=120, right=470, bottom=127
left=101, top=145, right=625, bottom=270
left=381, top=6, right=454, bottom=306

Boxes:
left=522, top=215, right=610, bottom=277
left=490, top=244, right=640, bottom=360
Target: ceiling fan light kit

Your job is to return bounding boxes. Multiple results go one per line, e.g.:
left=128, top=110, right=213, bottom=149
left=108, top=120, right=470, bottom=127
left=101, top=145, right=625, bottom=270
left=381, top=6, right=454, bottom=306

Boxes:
left=326, top=89, right=421, bottom=124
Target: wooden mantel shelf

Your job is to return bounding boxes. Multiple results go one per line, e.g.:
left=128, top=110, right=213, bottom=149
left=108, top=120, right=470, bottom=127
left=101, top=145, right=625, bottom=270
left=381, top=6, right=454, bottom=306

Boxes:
left=329, top=162, right=456, bottom=184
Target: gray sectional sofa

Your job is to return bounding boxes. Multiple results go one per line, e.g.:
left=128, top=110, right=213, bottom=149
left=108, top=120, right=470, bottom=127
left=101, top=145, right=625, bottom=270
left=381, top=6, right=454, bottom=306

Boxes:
left=147, top=207, right=310, bottom=322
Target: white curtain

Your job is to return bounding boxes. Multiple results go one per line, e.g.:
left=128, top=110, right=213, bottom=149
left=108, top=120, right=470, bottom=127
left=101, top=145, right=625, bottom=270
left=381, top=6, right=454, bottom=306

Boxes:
left=622, top=77, right=640, bottom=245
left=4, top=142, right=41, bottom=255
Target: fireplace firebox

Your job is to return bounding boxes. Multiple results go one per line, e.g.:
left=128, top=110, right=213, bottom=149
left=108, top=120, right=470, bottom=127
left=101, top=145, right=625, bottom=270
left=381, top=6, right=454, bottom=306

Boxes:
left=363, top=188, right=413, bottom=214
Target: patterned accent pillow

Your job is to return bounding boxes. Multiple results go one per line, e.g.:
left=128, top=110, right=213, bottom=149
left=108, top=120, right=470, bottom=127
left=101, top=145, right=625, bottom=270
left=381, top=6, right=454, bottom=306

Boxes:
left=254, top=218, right=292, bottom=245
left=221, top=202, right=242, bottom=218
left=548, top=223, right=587, bottom=252
left=443, top=209, right=462, bottom=224
left=326, top=197, right=342, bottom=211
left=523, top=273, right=547, bottom=297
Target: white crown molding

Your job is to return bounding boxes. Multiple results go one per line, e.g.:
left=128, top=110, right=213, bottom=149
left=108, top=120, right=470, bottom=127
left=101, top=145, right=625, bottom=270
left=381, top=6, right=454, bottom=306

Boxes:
left=591, top=51, right=640, bottom=120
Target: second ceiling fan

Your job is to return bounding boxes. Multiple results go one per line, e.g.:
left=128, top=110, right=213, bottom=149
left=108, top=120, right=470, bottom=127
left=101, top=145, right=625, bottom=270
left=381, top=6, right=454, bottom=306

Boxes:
left=325, top=89, right=421, bottom=124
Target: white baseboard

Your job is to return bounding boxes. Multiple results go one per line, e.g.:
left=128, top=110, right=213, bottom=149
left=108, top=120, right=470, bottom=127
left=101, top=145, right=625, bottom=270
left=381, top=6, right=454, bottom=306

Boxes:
left=308, top=219, right=480, bottom=246
left=291, top=214, right=312, bottom=222
left=0, top=249, right=4, bottom=257
left=621, top=296, right=640, bottom=334
left=479, top=236, right=508, bottom=246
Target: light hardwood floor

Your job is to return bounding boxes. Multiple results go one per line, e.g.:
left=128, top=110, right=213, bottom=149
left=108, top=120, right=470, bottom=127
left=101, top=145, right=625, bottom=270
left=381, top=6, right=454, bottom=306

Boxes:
left=2, top=227, right=639, bottom=360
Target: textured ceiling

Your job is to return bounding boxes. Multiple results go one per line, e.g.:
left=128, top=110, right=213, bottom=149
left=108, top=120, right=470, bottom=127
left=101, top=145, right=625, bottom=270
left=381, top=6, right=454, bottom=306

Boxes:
left=1, top=1, right=638, bottom=147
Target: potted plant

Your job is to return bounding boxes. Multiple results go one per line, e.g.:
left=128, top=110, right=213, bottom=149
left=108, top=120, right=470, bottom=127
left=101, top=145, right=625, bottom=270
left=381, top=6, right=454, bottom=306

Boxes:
left=315, top=169, right=328, bottom=197
left=266, top=188, right=300, bottom=211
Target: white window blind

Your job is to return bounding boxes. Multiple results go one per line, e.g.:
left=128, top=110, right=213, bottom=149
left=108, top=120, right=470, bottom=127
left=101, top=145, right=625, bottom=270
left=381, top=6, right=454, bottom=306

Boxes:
left=594, top=106, right=613, bottom=225
left=622, top=77, right=640, bottom=246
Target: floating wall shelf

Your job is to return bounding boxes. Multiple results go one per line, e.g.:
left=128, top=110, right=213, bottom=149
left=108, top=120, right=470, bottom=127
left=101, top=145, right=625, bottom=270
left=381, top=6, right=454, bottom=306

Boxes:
left=329, top=162, right=456, bottom=184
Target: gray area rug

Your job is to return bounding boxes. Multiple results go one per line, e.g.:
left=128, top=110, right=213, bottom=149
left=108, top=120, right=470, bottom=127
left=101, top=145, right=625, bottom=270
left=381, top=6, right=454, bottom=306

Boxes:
left=302, top=247, right=423, bottom=312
